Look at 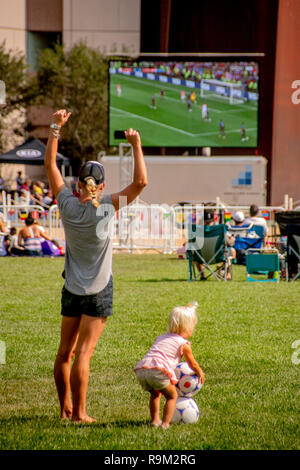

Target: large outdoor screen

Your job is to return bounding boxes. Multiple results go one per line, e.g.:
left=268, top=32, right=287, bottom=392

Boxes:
left=108, top=59, right=259, bottom=148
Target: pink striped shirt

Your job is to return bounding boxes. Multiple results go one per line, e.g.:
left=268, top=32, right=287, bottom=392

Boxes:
left=134, top=333, right=190, bottom=384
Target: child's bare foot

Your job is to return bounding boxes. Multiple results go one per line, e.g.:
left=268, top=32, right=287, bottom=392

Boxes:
left=151, top=420, right=162, bottom=427
left=160, top=423, right=170, bottom=429
left=71, top=414, right=97, bottom=424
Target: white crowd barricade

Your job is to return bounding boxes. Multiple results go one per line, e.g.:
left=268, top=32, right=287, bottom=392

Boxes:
left=172, top=204, right=205, bottom=246
left=48, top=205, right=65, bottom=245
left=0, top=199, right=295, bottom=254
left=0, top=204, right=48, bottom=230
left=114, top=204, right=176, bottom=253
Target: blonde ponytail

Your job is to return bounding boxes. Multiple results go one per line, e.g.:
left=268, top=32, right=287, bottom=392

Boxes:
left=84, top=177, right=99, bottom=208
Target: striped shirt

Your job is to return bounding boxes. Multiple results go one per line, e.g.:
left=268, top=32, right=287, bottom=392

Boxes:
left=23, top=227, right=42, bottom=252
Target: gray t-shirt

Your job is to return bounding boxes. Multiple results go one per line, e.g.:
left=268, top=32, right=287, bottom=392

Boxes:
left=57, top=187, right=115, bottom=295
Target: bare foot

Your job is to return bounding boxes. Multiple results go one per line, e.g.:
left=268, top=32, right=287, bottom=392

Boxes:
left=61, top=409, right=73, bottom=419
left=151, top=420, right=162, bottom=427
left=160, top=423, right=170, bottom=429
left=71, top=414, right=97, bottom=424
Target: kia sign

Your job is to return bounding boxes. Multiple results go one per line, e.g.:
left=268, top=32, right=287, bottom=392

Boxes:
left=16, top=149, right=42, bottom=158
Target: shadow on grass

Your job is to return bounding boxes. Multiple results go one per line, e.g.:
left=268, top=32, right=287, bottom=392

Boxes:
left=126, top=278, right=246, bottom=284
left=0, top=415, right=149, bottom=429
left=134, top=278, right=188, bottom=283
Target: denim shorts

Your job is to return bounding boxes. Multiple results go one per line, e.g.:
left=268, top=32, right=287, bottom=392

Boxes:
left=61, top=275, right=113, bottom=318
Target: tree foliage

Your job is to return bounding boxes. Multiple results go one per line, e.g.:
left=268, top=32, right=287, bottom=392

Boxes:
left=0, top=42, right=37, bottom=152
left=36, top=42, right=109, bottom=161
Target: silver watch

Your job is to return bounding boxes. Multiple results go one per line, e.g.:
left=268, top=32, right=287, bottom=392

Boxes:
left=50, top=123, right=61, bottom=130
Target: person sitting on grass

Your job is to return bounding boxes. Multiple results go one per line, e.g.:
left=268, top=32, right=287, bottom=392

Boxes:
left=244, top=204, right=268, bottom=240
left=17, top=215, right=51, bottom=256
left=4, top=227, right=26, bottom=256
left=226, top=211, right=253, bottom=265
left=194, top=208, right=215, bottom=280
left=134, top=302, right=205, bottom=429
left=0, top=213, right=7, bottom=234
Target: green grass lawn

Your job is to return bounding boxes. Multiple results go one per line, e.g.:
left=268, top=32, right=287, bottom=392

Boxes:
left=109, top=74, right=258, bottom=147
left=0, top=254, right=299, bottom=450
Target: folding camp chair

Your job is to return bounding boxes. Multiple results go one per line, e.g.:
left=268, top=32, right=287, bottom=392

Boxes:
left=274, top=212, right=300, bottom=281
left=286, top=224, right=300, bottom=281
left=226, top=223, right=264, bottom=265
left=186, top=224, right=233, bottom=281
left=246, top=248, right=280, bottom=282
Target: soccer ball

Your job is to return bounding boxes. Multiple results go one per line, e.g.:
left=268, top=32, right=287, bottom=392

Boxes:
left=171, top=397, right=199, bottom=424
left=175, top=362, right=202, bottom=397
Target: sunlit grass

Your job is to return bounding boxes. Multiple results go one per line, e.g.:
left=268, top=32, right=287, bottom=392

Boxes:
left=0, top=255, right=299, bottom=450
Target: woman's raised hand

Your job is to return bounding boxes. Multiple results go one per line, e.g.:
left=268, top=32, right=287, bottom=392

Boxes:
left=124, top=128, right=141, bottom=147
left=52, top=109, right=72, bottom=128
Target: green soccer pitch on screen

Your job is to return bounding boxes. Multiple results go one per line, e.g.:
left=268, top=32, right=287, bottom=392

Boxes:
left=108, top=59, right=259, bottom=148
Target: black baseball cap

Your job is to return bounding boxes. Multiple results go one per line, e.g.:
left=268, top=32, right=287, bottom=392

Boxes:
left=204, top=208, right=214, bottom=221
left=79, top=161, right=105, bottom=185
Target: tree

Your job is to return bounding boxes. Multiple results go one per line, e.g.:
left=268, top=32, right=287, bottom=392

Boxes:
left=0, top=42, right=37, bottom=153
left=36, top=42, right=109, bottom=163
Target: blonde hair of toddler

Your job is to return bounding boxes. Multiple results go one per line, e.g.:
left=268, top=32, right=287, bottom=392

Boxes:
left=168, top=301, right=198, bottom=336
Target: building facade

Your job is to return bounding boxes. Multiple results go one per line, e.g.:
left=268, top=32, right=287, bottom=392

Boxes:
left=0, top=0, right=141, bottom=66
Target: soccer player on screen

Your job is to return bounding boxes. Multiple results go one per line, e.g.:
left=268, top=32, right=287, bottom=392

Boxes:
left=241, top=122, right=249, bottom=141
left=191, top=91, right=196, bottom=103
left=219, top=119, right=226, bottom=138
left=205, top=106, right=211, bottom=122
left=117, top=83, right=122, bottom=97
left=180, top=90, right=186, bottom=102
left=151, top=93, right=157, bottom=109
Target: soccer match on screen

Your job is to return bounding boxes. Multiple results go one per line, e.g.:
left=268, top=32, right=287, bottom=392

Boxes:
left=109, top=60, right=258, bottom=147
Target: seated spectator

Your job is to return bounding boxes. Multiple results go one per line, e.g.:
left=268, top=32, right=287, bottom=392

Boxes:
left=42, top=189, right=54, bottom=208
left=17, top=215, right=51, bottom=256
left=226, top=211, right=260, bottom=265
left=30, top=181, right=43, bottom=205
left=0, top=213, right=7, bottom=233
left=203, top=208, right=215, bottom=226
left=194, top=208, right=216, bottom=280
left=227, top=211, right=250, bottom=228
left=20, top=179, right=31, bottom=193
left=244, top=204, right=268, bottom=238
left=0, top=218, right=8, bottom=256
left=193, top=208, right=235, bottom=280
left=4, top=227, right=26, bottom=256
left=19, top=188, right=31, bottom=206
left=0, top=172, right=4, bottom=191
left=16, top=171, right=23, bottom=195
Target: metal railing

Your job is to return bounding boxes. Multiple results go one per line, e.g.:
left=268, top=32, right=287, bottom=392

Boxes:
left=0, top=197, right=298, bottom=254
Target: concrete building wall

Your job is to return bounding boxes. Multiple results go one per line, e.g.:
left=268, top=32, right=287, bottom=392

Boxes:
left=271, top=0, right=300, bottom=206
left=0, top=0, right=26, bottom=53
left=63, top=0, right=141, bottom=52
left=27, top=0, right=62, bottom=31
left=0, top=0, right=140, bottom=55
